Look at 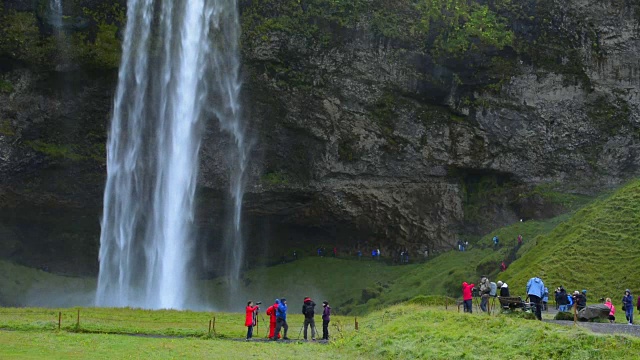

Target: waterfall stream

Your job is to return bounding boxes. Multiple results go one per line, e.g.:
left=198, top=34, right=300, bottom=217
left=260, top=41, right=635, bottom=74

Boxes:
left=96, top=0, right=246, bottom=309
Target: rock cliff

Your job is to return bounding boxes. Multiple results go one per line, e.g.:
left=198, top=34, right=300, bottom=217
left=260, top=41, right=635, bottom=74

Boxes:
left=1, top=0, right=639, bottom=275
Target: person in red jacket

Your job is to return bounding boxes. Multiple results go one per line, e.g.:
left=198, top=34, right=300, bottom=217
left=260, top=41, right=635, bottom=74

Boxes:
left=245, top=301, right=259, bottom=340
left=266, top=299, right=281, bottom=339
left=462, top=282, right=475, bottom=313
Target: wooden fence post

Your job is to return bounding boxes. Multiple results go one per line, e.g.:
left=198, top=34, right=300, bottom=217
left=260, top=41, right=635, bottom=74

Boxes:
left=355, top=317, right=359, bottom=331
left=445, top=297, right=448, bottom=310
left=212, top=316, right=216, bottom=337
left=58, top=312, right=61, bottom=330
left=208, top=319, right=212, bottom=335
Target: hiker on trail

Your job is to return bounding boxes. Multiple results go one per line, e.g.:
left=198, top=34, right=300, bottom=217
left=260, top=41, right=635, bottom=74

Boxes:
left=273, top=298, right=290, bottom=340
left=357, top=249, right=362, bottom=260
left=322, top=301, right=331, bottom=340
left=623, top=289, right=634, bottom=325
left=371, top=249, right=376, bottom=259
left=245, top=301, right=260, bottom=340
left=293, top=250, right=298, bottom=260
left=604, top=298, right=616, bottom=323
left=526, top=276, right=545, bottom=320
left=333, top=247, right=337, bottom=257
left=462, top=281, right=475, bottom=313
left=517, top=234, right=523, bottom=246
left=543, top=287, right=549, bottom=311
left=377, top=248, right=381, bottom=259
left=479, top=276, right=491, bottom=312
left=266, top=299, right=281, bottom=339
left=498, top=281, right=510, bottom=297
left=302, top=297, right=317, bottom=341
left=492, top=236, right=499, bottom=248
left=500, top=261, right=507, bottom=272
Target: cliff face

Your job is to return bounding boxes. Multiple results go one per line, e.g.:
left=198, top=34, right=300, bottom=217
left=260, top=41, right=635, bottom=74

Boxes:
left=1, top=0, right=639, bottom=275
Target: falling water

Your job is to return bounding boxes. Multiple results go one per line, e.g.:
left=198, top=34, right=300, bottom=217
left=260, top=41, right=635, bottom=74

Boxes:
left=96, top=0, right=246, bottom=309
left=50, top=0, right=63, bottom=29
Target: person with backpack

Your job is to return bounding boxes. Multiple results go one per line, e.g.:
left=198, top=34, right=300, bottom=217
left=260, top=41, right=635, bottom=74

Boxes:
left=321, top=300, right=331, bottom=340
left=462, top=281, right=475, bottom=313
left=273, top=298, right=289, bottom=340
left=526, top=276, right=545, bottom=320
left=623, top=289, right=634, bottom=325
left=245, top=301, right=260, bottom=340
left=266, top=299, right=281, bottom=340
left=302, top=297, right=317, bottom=341
left=573, top=290, right=587, bottom=311
left=566, top=290, right=574, bottom=310
left=479, top=276, right=491, bottom=312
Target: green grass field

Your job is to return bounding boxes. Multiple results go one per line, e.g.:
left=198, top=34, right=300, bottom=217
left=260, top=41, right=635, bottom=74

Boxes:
left=2, top=305, right=639, bottom=359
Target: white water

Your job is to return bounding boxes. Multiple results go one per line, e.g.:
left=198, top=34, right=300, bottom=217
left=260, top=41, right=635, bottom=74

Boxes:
left=50, top=0, right=63, bottom=29
left=96, top=0, right=246, bottom=309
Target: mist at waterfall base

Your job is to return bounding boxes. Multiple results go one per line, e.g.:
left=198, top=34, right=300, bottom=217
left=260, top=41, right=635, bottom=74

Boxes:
left=96, top=0, right=248, bottom=310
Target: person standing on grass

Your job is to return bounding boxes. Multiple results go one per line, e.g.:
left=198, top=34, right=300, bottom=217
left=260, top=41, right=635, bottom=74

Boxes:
left=302, top=297, right=317, bottom=341
left=462, top=281, right=475, bottom=313
left=517, top=234, right=523, bottom=246
left=322, top=300, right=331, bottom=340
left=479, top=276, right=491, bottom=312
left=623, top=289, right=634, bottom=325
left=526, top=276, right=545, bottom=320
left=245, top=301, right=260, bottom=340
left=604, top=298, right=616, bottom=323
left=557, top=287, right=568, bottom=312
left=266, top=299, right=281, bottom=340
left=274, top=298, right=289, bottom=340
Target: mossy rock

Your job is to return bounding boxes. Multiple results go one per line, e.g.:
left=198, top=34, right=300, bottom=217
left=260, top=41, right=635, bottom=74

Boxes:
left=554, top=311, right=575, bottom=321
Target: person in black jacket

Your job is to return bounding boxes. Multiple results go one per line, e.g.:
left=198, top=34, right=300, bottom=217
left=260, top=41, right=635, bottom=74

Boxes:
left=302, top=297, right=316, bottom=341
left=557, top=287, right=569, bottom=312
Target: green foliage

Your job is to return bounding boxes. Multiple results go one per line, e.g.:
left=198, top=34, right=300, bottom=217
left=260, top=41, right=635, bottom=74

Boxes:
left=0, top=11, right=55, bottom=64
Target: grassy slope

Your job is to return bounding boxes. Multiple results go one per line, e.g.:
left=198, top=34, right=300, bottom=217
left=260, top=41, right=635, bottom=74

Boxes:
left=503, top=180, right=640, bottom=300
left=2, top=305, right=639, bottom=359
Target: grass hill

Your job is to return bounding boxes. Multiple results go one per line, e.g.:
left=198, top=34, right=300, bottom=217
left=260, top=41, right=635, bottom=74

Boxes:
left=502, top=180, right=640, bottom=300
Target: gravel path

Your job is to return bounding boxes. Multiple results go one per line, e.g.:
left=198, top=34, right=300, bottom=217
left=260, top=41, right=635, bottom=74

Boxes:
left=545, top=320, right=640, bottom=337
left=542, top=308, right=640, bottom=337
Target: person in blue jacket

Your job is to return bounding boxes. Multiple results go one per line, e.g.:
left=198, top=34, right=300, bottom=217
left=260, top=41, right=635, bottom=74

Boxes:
left=526, top=276, right=545, bottom=320
left=567, top=292, right=574, bottom=308
left=623, top=289, right=634, bottom=325
left=273, top=298, right=290, bottom=340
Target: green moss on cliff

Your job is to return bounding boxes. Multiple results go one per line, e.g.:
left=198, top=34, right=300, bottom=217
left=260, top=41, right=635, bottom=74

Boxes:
left=24, top=140, right=105, bottom=162
left=586, top=95, right=631, bottom=136
left=0, top=79, right=13, bottom=93
left=0, top=120, right=15, bottom=136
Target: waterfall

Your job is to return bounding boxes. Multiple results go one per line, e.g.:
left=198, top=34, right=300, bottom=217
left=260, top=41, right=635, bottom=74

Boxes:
left=50, top=0, right=63, bottom=29
left=96, top=0, right=246, bottom=309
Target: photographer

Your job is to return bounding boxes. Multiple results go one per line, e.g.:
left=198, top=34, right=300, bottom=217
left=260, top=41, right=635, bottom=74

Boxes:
left=245, top=301, right=260, bottom=340
left=302, top=297, right=317, bottom=341
left=479, top=276, right=491, bottom=312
